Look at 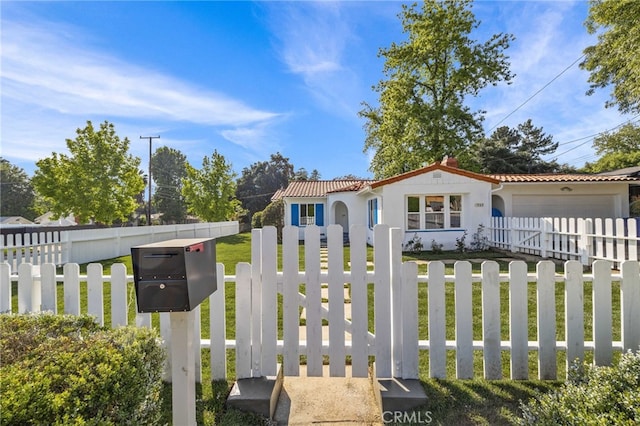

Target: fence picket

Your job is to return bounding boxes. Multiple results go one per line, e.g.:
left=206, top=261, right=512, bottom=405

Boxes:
left=349, top=224, right=369, bottom=378
left=235, top=262, right=252, bottom=379
left=210, top=263, right=227, bottom=380
left=402, top=261, right=419, bottom=379
left=537, top=261, right=557, bottom=379
left=328, top=225, right=345, bottom=377
left=428, top=261, right=446, bottom=379
left=482, top=261, right=502, bottom=379
left=110, top=263, right=128, bottom=327
left=63, top=263, right=80, bottom=315
left=390, top=227, right=403, bottom=379
left=628, top=219, right=638, bottom=260
left=565, top=260, right=585, bottom=370
left=0, top=263, right=10, bottom=312
left=374, top=224, right=392, bottom=378
left=261, top=226, right=278, bottom=377
left=454, top=261, right=473, bottom=379
left=305, top=225, right=323, bottom=377
left=509, top=261, right=528, bottom=379
left=592, top=260, right=612, bottom=366
left=250, top=228, right=263, bottom=377
left=87, top=263, right=104, bottom=326
left=282, top=226, right=300, bottom=376
left=41, top=263, right=57, bottom=313
left=621, top=261, right=640, bottom=352
left=594, top=218, right=604, bottom=260
left=605, top=219, right=614, bottom=261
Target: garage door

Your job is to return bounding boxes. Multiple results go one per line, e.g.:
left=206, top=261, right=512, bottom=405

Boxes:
left=512, top=195, right=615, bottom=218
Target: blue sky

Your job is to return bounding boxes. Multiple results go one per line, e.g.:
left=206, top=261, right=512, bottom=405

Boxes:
left=1, top=1, right=633, bottom=180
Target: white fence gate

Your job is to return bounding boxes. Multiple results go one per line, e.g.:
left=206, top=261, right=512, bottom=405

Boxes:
left=488, top=217, right=639, bottom=265
left=2, top=224, right=640, bottom=382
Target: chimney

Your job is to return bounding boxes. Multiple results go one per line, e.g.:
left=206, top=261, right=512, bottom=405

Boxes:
left=441, top=155, right=458, bottom=168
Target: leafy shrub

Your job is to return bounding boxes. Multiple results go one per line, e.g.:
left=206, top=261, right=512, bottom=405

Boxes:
left=403, top=233, right=424, bottom=253
left=517, top=350, right=640, bottom=425
left=251, top=211, right=263, bottom=228
left=455, top=231, right=467, bottom=253
left=430, top=239, right=443, bottom=253
left=0, top=313, right=165, bottom=426
left=470, top=224, right=489, bottom=251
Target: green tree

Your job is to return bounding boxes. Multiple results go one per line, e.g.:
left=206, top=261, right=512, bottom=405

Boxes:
left=583, top=122, right=640, bottom=173
left=471, top=120, right=570, bottom=174
left=150, top=147, right=188, bottom=224
left=31, top=121, right=144, bottom=225
left=360, top=0, right=514, bottom=179
left=0, top=158, right=36, bottom=219
left=581, top=0, right=640, bottom=114
left=235, top=153, right=294, bottom=218
left=182, top=150, right=238, bottom=222
left=293, top=167, right=321, bottom=181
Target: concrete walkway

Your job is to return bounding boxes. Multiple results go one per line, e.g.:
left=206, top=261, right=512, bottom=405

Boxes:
left=273, top=366, right=383, bottom=425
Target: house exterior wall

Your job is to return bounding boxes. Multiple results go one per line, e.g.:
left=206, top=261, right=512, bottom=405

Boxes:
left=327, top=192, right=368, bottom=232
left=493, top=182, right=630, bottom=218
left=369, top=170, right=494, bottom=250
left=283, top=197, right=327, bottom=239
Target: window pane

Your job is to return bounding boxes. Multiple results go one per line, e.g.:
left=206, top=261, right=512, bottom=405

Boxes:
left=425, top=195, right=444, bottom=212
left=308, top=204, right=315, bottom=217
left=408, top=196, right=420, bottom=212
left=450, top=195, right=462, bottom=211
left=425, top=212, right=444, bottom=229
left=450, top=212, right=461, bottom=228
left=408, top=213, right=420, bottom=229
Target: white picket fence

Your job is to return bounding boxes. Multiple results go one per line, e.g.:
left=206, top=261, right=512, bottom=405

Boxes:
left=488, top=217, right=639, bottom=265
left=2, top=224, right=640, bottom=383
left=0, top=221, right=239, bottom=269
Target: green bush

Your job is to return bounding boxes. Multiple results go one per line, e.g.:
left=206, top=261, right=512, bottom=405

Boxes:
left=518, top=350, right=640, bottom=425
left=251, top=211, right=263, bottom=228
left=0, top=313, right=165, bottom=426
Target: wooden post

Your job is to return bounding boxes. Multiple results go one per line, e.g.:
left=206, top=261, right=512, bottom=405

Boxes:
left=171, top=310, right=196, bottom=426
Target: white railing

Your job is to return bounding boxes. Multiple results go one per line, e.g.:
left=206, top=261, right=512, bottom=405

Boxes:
left=488, top=217, right=639, bottom=265
left=0, top=221, right=239, bottom=269
left=2, top=224, right=640, bottom=383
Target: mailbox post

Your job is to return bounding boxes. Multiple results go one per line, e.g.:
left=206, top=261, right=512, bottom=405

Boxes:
left=131, top=238, right=217, bottom=426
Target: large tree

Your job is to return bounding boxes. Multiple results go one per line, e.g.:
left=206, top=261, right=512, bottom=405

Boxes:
left=581, top=0, right=640, bottom=114
left=583, top=122, right=640, bottom=173
left=31, top=121, right=144, bottom=225
left=235, top=153, right=294, bottom=217
left=471, top=120, right=570, bottom=174
left=360, top=0, right=514, bottom=179
left=0, top=158, right=36, bottom=219
left=181, top=150, right=238, bottom=222
left=150, top=147, right=188, bottom=224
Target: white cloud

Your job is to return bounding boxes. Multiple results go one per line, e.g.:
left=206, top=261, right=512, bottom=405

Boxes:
left=1, top=18, right=283, bottom=170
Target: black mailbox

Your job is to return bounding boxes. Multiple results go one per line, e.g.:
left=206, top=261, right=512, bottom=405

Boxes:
left=131, top=238, right=217, bottom=313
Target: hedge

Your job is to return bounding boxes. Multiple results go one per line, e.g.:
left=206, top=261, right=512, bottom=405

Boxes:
left=0, top=313, right=165, bottom=425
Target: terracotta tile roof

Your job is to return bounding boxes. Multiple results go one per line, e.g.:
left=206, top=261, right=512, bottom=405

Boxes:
left=271, top=180, right=372, bottom=200
left=370, top=163, right=500, bottom=189
left=488, top=174, right=639, bottom=183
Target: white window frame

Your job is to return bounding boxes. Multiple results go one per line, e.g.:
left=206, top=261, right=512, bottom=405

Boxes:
left=406, top=194, right=462, bottom=230
left=300, top=203, right=315, bottom=226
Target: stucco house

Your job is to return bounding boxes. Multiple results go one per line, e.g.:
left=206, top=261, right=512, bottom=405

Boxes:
left=272, top=158, right=638, bottom=250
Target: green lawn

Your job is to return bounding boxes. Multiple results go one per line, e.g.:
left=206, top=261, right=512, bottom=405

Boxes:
left=13, top=232, right=616, bottom=424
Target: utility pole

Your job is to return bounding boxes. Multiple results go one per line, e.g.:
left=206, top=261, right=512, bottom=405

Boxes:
left=140, top=135, right=160, bottom=226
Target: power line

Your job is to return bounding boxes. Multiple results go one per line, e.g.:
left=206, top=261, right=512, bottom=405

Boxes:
left=488, top=54, right=586, bottom=132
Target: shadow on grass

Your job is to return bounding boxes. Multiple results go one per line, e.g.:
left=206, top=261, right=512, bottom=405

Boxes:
left=160, top=380, right=268, bottom=425
left=414, top=379, right=563, bottom=426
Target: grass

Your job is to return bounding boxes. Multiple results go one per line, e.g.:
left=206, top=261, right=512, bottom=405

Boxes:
left=9, top=232, right=619, bottom=424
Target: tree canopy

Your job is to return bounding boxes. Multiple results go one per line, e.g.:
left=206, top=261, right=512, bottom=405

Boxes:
left=0, top=158, right=36, bottom=219
left=582, top=122, right=640, bottom=173
left=31, top=121, right=144, bottom=225
left=235, top=153, right=294, bottom=217
left=581, top=0, right=640, bottom=114
left=470, top=119, right=574, bottom=174
left=360, top=0, right=514, bottom=179
left=471, top=120, right=571, bottom=174
left=150, top=147, right=188, bottom=224
left=181, top=150, right=238, bottom=222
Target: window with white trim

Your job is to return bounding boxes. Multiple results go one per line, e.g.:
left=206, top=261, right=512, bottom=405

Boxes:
left=407, top=195, right=462, bottom=230
left=300, top=203, right=315, bottom=226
